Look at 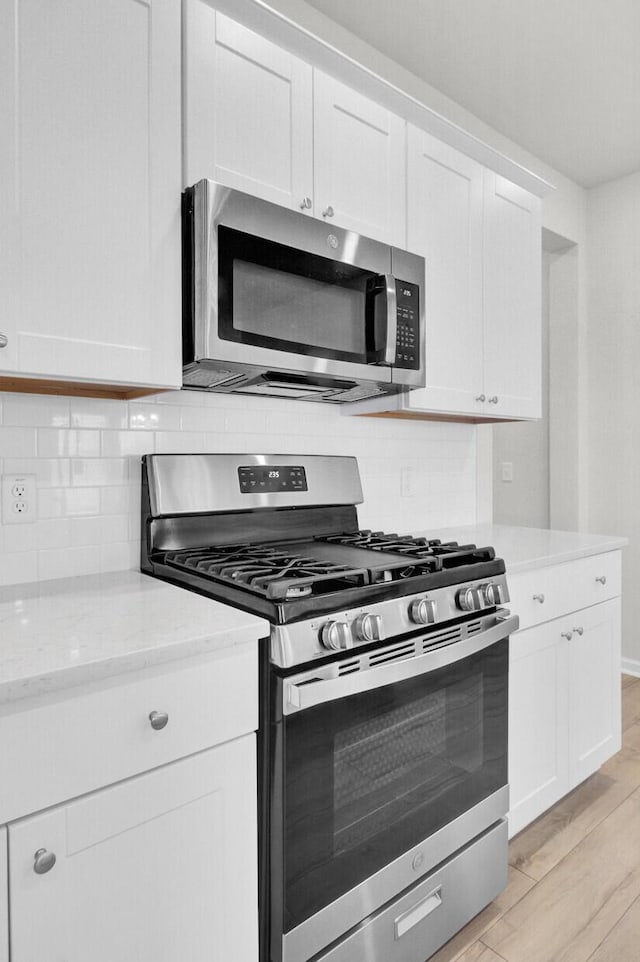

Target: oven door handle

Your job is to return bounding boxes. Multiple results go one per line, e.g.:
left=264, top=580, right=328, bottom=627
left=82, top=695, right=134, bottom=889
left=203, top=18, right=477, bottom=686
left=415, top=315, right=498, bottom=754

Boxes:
left=284, top=612, right=518, bottom=715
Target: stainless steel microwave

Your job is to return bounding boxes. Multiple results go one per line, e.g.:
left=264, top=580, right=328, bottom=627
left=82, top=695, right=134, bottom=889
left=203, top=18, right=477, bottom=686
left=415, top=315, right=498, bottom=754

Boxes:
left=182, top=180, right=425, bottom=403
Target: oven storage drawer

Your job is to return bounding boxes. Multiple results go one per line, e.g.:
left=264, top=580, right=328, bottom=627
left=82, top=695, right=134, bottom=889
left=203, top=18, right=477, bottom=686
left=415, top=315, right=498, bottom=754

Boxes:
left=315, top=820, right=508, bottom=962
left=0, top=643, right=257, bottom=823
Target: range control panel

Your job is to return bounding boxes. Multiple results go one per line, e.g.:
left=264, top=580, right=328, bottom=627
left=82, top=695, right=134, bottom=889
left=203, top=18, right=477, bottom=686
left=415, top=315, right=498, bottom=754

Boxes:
left=395, top=280, right=420, bottom=369
left=238, top=465, right=308, bottom=493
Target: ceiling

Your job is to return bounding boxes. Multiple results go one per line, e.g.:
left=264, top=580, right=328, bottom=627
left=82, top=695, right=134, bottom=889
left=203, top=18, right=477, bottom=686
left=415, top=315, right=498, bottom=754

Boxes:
left=301, top=0, right=640, bottom=188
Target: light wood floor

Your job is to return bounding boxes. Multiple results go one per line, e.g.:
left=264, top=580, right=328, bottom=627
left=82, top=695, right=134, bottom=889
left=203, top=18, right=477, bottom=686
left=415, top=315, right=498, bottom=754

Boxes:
left=429, top=674, right=640, bottom=962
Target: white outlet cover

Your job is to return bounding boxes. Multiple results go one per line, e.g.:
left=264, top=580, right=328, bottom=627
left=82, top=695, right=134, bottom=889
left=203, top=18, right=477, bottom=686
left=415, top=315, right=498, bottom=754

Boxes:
left=501, top=462, right=514, bottom=483
left=1, top=474, right=37, bottom=524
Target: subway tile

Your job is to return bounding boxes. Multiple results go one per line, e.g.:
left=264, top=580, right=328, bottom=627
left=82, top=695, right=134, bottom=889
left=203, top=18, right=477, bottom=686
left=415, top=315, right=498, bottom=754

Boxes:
left=179, top=405, right=227, bottom=432
left=38, top=545, right=101, bottom=582
left=0, top=427, right=37, bottom=458
left=100, top=540, right=139, bottom=573
left=101, top=431, right=155, bottom=457
left=129, top=402, right=181, bottom=431
left=37, top=429, right=100, bottom=458
left=38, top=488, right=101, bottom=519
left=0, top=550, right=39, bottom=586
left=71, top=515, right=129, bottom=546
left=0, top=519, right=70, bottom=553
left=2, top=394, right=70, bottom=427
left=71, top=458, right=128, bottom=486
left=3, top=458, right=71, bottom=488
left=70, top=398, right=128, bottom=430
left=224, top=410, right=267, bottom=434
left=100, top=486, right=130, bottom=515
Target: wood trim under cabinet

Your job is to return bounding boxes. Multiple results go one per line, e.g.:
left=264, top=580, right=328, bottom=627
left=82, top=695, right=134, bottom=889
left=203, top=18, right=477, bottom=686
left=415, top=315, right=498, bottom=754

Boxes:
left=357, top=411, right=517, bottom=424
left=0, top=376, right=170, bottom=401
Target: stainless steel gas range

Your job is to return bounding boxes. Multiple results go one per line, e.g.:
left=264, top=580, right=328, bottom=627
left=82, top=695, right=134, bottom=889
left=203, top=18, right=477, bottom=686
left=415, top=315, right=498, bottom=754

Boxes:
left=141, top=453, right=518, bottom=962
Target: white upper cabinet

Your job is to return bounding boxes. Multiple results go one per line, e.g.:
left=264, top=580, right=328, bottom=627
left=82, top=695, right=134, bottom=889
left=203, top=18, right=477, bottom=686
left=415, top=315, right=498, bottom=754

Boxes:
left=184, top=7, right=406, bottom=245
left=482, top=172, right=542, bottom=419
left=0, top=827, right=6, bottom=962
left=0, top=0, right=181, bottom=392
left=313, top=72, right=406, bottom=246
left=404, top=128, right=484, bottom=416
left=184, top=5, right=314, bottom=211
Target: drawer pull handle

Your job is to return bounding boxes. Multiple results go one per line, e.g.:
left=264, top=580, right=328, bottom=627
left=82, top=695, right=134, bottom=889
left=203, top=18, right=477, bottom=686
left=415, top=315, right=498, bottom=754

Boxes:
left=149, top=710, right=169, bottom=731
left=561, top=630, right=573, bottom=641
left=532, top=593, right=545, bottom=603
left=573, top=626, right=584, bottom=636
left=34, top=849, right=56, bottom=875
left=394, top=885, right=443, bottom=939
left=596, top=575, right=607, bottom=585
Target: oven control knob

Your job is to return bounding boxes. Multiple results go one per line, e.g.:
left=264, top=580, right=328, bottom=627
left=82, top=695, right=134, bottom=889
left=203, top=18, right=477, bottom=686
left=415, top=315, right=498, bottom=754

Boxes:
left=457, top=586, right=482, bottom=612
left=353, top=613, right=385, bottom=643
left=481, top=582, right=505, bottom=606
left=409, top=598, right=437, bottom=625
left=320, top=620, right=353, bottom=651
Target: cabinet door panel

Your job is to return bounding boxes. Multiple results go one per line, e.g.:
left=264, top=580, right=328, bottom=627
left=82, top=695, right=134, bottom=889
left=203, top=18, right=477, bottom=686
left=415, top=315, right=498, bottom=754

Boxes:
left=483, top=172, right=542, bottom=418
left=406, top=127, right=484, bottom=415
left=568, top=599, right=621, bottom=788
left=185, top=5, right=313, bottom=211
left=9, top=736, right=258, bottom=962
left=314, top=71, right=406, bottom=246
left=0, top=0, right=18, bottom=371
left=508, top=622, right=569, bottom=837
left=2, top=0, right=181, bottom=387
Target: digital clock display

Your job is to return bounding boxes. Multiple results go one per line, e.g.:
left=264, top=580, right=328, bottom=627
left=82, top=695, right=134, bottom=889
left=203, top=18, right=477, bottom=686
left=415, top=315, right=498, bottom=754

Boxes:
left=238, top=465, right=308, bottom=493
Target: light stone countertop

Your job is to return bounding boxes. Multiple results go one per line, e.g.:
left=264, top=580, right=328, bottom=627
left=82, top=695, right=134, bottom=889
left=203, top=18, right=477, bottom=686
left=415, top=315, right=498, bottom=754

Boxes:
left=0, top=570, right=269, bottom=706
left=422, top=523, right=628, bottom=574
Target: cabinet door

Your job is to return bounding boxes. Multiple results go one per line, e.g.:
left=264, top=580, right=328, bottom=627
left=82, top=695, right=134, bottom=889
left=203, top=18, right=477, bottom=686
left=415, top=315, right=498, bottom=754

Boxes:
left=9, top=735, right=258, bottom=962
left=405, top=127, right=484, bottom=416
left=483, top=172, right=542, bottom=419
left=0, top=826, right=7, bottom=962
left=184, top=5, right=313, bottom=211
left=314, top=71, right=406, bottom=246
left=508, top=622, right=569, bottom=837
left=568, top=599, right=621, bottom=788
left=0, top=0, right=181, bottom=389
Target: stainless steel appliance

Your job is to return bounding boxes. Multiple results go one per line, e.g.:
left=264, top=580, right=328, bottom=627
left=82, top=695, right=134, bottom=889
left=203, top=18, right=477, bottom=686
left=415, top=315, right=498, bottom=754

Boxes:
left=141, top=454, right=517, bottom=962
left=182, top=181, right=425, bottom=402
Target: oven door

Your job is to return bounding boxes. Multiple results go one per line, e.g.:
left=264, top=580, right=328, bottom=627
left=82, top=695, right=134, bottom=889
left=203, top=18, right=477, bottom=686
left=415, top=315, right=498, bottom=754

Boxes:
left=269, top=611, right=517, bottom=962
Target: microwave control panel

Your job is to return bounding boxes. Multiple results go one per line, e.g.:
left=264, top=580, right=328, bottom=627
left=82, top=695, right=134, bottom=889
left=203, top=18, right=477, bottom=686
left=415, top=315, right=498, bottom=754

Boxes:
left=394, top=281, right=420, bottom=369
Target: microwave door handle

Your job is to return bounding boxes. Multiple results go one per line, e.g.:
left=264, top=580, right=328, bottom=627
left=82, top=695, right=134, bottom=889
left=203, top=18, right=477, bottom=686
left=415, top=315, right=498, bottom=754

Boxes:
left=382, top=273, right=398, bottom=364
left=284, top=611, right=519, bottom=715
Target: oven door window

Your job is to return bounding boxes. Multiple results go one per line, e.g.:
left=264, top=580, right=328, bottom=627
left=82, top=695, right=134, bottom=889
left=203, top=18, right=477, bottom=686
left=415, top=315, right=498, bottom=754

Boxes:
left=217, top=226, right=386, bottom=364
left=277, top=638, right=508, bottom=932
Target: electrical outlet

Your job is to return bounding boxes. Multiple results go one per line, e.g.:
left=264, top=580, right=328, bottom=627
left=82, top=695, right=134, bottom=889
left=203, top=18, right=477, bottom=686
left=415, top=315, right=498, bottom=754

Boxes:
left=501, top=462, right=513, bottom=483
left=1, top=474, right=36, bottom=524
left=401, top=467, right=418, bottom=497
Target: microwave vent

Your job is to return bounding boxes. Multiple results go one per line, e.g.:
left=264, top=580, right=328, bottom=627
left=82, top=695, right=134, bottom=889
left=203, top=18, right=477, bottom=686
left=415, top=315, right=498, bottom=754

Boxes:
left=183, top=365, right=247, bottom=389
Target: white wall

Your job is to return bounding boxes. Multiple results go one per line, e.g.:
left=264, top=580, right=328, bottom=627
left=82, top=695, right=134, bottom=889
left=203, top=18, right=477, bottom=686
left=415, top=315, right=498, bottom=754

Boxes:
left=587, top=171, right=640, bottom=668
left=0, top=391, right=477, bottom=586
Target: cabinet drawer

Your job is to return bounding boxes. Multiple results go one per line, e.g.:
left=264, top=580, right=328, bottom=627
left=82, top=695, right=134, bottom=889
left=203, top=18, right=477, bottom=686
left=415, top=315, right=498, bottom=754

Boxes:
left=508, top=551, right=621, bottom=631
left=0, top=642, right=257, bottom=823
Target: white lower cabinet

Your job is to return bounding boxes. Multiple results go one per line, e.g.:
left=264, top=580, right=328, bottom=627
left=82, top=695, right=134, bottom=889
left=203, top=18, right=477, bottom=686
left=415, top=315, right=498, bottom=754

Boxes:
left=508, top=572, right=621, bottom=838
left=8, top=734, right=258, bottom=962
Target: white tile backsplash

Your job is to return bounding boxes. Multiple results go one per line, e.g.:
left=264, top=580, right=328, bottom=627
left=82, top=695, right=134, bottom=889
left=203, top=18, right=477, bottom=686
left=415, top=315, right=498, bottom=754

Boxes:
left=0, top=389, right=479, bottom=585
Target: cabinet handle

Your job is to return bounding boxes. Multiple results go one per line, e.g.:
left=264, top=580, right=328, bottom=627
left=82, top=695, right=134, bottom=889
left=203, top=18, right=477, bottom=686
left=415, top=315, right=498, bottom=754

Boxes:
left=532, top=593, right=545, bottom=603
left=488, top=396, right=499, bottom=404
left=322, top=206, right=334, bottom=218
left=595, top=575, right=607, bottom=585
left=148, top=710, right=169, bottom=731
left=299, top=196, right=312, bottom=210
left=0, top=333, right=8, bottom=348
left=573, top=626, right=584, bottom=636
left=561, top=630, right=573, bottom=641
left=475, top=394, right=486, bottom=402
left=34, top=849, right=56, bottom=875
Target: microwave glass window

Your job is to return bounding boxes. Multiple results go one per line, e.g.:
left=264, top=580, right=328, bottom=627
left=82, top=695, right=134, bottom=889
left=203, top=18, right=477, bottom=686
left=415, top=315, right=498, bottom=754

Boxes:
left=233, top=260, right=366, bottom=355
left=217, top=226, right=382, bottom=363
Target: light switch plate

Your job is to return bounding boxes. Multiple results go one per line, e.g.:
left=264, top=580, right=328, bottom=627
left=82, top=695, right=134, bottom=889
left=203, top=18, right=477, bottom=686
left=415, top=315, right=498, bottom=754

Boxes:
left=501, top=462, right=513, bottom=483
left=1, top=474, right=37, bottom=524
